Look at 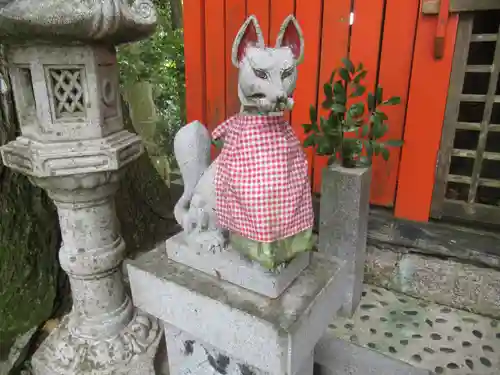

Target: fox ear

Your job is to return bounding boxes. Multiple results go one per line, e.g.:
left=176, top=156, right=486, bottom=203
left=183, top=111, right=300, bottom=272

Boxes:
left=232, top=15, right=265, bottom=67
left=275, top=15, right=304, bottom=64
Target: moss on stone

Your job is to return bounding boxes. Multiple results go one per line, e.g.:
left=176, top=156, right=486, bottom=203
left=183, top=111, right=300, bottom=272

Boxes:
left=0, top=170, right=59, bottom=361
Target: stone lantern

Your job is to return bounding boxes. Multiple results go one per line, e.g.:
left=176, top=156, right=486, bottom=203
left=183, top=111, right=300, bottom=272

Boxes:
left=0, top=1, right=162, bottom=374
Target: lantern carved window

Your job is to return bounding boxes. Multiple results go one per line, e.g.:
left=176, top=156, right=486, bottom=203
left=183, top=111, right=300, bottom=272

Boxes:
left=47, top=66, right=86, bottom=119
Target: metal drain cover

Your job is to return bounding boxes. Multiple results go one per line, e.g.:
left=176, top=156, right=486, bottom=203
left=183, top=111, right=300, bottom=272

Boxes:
left=329, top=285, right=500, bottom=374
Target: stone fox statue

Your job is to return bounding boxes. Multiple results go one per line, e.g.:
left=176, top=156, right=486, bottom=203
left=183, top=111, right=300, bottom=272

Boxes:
left=173, top=15, right=314, bottom=270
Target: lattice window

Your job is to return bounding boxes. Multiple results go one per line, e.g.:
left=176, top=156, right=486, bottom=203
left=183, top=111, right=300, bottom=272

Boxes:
left=432, top=10, right=500, bottom=224
left=48, top=68, right=86, bottom=118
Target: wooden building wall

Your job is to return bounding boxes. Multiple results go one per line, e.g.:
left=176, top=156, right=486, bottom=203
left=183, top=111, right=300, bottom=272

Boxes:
left=182, top=0, right=458, bottom=223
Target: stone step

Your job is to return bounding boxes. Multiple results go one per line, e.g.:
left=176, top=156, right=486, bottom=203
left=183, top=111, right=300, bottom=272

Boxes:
left=365, top=245, right=500, bottom=319
left=316, top=285, right=500, bottom=375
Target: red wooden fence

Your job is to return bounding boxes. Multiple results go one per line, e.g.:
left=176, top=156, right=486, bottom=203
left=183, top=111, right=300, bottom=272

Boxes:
left=182, top=0, right=458, bottom=222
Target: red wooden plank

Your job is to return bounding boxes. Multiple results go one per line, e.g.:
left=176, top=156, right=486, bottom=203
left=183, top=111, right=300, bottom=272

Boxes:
left=270, top=0, right=295, bottom=123
left=394, top=12, right=459, bottom=222
left=348, top=0, right=384, bottom=202
left=313, top=0, right=352, bottom=192
left=270, top=0, right=294, bottom=43
left=183, top=0, right=206, bottom=123
left=370, top=0, right=420, bottom=206
left=225, top=0, right=246, bottom=117
left=293, top=0, right=322, bottom=178
left=349, top=0, right=384, bottom=95
left=247, top=0, right=271, bottom=44
left=205, top=0, right=226, bottom=132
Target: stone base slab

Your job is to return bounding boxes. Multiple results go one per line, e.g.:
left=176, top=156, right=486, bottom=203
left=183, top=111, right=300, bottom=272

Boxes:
left=165, top=232, right=311, bottom=298
left=165, top=324, right=314, bottom=375
left=315, top=335, right=431, bottom=375
left=31, top=311, right=162, bottom=375
left=127, top=247, right=347, bottom=375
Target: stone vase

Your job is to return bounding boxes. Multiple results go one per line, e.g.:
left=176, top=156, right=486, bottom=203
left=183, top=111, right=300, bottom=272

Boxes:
left=318, top=163, right=372, bottom=316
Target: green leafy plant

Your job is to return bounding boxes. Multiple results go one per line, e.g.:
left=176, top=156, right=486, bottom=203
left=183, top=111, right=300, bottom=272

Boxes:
left=302, top=57, right=403, bottom=168
left=117, top=0, right=185, bottom=161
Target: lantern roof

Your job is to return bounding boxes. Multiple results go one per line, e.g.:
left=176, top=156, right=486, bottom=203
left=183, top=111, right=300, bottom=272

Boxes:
left=0, top=0, right=157, bottom=44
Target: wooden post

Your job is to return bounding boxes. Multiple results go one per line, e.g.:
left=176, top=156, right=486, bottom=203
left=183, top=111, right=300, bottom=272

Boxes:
left=394, top=10, right=458, bottom=222
left=370, top=0, right=419, bottom=206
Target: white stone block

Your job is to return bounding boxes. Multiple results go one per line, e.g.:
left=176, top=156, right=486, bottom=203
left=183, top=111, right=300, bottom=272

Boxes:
left=127, top=247, right=347, bottom=375
left=319, top=165, right=371, bottom=316
left=164, top=232, right=310, bottom=298
left=165, top=325, right=314, bottom=375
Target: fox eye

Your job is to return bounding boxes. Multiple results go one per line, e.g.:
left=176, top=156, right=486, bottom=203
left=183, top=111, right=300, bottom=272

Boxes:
left=252, top=68, right=268, bottom=80
left=281, top=67, right=294, bottom=80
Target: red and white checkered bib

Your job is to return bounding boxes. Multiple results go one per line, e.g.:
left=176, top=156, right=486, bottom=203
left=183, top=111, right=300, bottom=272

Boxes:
left=212, top=114, right=314, bottom=243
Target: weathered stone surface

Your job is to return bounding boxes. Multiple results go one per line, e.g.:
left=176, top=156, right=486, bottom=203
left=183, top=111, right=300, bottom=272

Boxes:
left=32, top=312, right=162, bottom=375
left=364, top=245, right=500, bottom=318
left=364, top=245, right=400, bottom=288
left=165, top=325, right=314, bottom=375
left=451, top=265, right=483, bottom=309
left=2, top=130, right=142, bottom=177
left=395, top=254, right=456, bottom=306
left=319, top=165, right=371, bottom=316
left=5, top=44, right=125, bottom=143
left=367, top=208, right=500, bottom=270
left=164, top=232, right=310, bottom=298
left=479, top=273, right=500, bottom=318
left=27, top=171, right=160, bottom=375
left=128, top=248, right=348, bottom=375
left=0, top=0, right=157, bottom=44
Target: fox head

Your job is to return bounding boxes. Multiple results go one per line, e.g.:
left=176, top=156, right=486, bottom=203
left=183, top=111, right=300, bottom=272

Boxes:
left=231, top=15, right=304, bottom=114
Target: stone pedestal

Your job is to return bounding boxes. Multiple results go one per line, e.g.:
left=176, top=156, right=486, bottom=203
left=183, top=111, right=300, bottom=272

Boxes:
left=0, top=42, right=161, bottom=375
left=127, top=242, right=348, bottom=375
left=25, top=172, right=162, bottom=375
left=319, top=165, right=371, bottom=316
left=165, top=233, right=310, bottom=298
